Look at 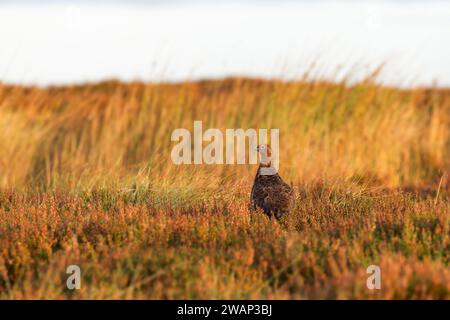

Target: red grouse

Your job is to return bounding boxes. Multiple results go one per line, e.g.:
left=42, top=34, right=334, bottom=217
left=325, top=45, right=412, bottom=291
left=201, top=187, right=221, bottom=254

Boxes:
left=250, top=144, right=294, bottom=219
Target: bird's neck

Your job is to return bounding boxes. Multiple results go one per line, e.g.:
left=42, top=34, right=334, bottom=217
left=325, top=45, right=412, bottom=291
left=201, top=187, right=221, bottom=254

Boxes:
left=257, top=164, right=278, bottom=177
left=259, top=161, right=271, bottom=168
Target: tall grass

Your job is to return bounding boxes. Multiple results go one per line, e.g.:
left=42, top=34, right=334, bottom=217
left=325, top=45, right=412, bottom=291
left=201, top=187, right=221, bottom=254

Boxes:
left=0, top=78, right=448, bottom=193
left=0, top=78, right=448, bottom=299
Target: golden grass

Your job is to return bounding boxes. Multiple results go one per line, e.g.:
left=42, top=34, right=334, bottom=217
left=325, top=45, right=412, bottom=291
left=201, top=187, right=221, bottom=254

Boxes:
left=0, top=78, right=448, bottom=299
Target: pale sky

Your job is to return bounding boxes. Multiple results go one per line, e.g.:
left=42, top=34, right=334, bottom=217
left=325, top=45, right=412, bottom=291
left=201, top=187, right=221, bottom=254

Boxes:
left=0, top=0, right=449, bottom=87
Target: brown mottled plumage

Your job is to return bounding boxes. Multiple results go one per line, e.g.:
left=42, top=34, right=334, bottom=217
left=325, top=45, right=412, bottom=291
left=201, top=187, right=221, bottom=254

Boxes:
left=250, top=144, right=294, bottom=219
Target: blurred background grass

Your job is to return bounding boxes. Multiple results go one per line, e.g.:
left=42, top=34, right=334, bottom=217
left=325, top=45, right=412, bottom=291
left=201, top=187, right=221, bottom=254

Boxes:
left=0, top=77, right=448, bottom=195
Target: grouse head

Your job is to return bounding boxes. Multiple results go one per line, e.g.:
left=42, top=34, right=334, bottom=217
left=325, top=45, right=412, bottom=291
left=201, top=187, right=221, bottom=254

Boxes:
left=256, top=144, right=272, bottom=167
